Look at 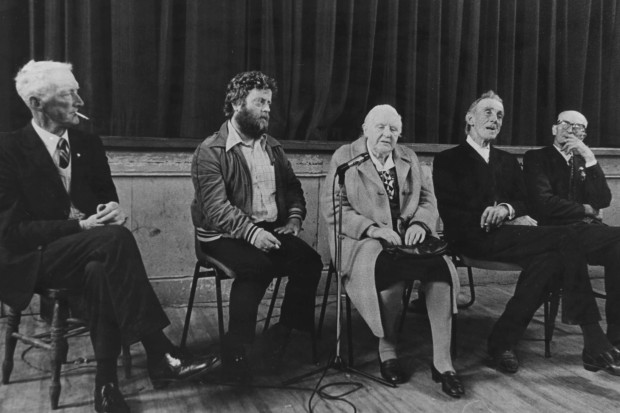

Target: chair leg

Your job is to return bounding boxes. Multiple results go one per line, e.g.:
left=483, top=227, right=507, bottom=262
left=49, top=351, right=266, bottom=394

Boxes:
left=544, top=295, right=551, bottom=358
left=2, top=307, right=21, bottom=384
left=215, top=271, right=226, bottom=343
left=317, top=263, right=335, bottom=339
left=458, top=267, right=476, bottom=309
left=122, top=345, right=132, bottom=379
left=346, top=295, right=354, bottom=367
left=263, top=277, right=282, bottom=333
left=398, top=281, right=415, bottom=333
left=49, top=298, right=67, bottom=410
left=545, top=291, right=561, bottom=358
left=180, top=262, right=202, bottom=350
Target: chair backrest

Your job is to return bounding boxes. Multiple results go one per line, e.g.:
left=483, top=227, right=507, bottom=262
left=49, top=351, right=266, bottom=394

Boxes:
left=193, top=229, right=237, bottom=279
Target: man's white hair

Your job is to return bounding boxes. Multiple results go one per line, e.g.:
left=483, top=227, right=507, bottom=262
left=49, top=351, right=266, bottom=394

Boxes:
left=14, top=60, right=74, bottom=105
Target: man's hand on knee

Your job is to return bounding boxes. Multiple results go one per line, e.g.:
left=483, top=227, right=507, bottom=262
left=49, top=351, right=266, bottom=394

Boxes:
left=253, top=229, right=281, bottom=252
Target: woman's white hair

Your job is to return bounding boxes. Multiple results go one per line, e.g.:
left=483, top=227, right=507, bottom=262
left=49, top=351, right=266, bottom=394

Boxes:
left=14, top=60, right=74, bottom=104
left=363, top=104, right=402, bottom=129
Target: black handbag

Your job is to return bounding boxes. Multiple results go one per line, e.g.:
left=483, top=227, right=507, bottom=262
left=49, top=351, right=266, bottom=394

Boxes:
left=382, top=220, right=448, bottom=258
left=382, top=234, right=448, bottom=258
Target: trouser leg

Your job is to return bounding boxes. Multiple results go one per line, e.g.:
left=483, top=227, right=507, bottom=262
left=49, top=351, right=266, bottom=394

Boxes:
left=575, top=224, right=620, bottom=326
left=200, top=238, right=275, bottom=346
left=268, top=233, right=322, bottom=332
left=37, top=226, right=170, bottom=360
left=469, top=225, right=600, bottom=327
left=487, top=251, right=562, bottom=350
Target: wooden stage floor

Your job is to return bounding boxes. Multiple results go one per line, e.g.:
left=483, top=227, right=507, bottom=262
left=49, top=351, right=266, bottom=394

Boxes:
left=1, top=279, right=619, bottom=412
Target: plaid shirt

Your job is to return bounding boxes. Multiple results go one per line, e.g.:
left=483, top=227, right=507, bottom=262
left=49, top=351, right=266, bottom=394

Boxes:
left=226, top=122, right=278, bottom=223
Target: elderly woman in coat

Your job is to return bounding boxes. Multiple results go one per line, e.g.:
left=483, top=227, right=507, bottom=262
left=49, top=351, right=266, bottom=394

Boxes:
left=321, top=105, right=463, bottom=397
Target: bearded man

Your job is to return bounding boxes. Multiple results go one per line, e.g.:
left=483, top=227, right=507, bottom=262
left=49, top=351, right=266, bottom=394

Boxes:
left=190, top=71, right=322, bottom=381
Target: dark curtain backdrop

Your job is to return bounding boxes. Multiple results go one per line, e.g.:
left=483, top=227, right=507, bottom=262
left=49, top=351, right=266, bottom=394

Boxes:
left=1, top=0, right=619, bottom=146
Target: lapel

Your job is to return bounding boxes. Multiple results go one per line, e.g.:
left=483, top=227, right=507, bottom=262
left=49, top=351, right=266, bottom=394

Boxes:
left=393, top=145, right=412, bottom=210
left=546, top=145, right=578, bottom=189
left=547, top=145, right=571, bottom=171
left=20, top=123, right=68, bottom=200
left=350, top=137, right=385, bottom=192
left=462, top=141, right=489, bottom=168
left=393, top=145, right=411, bottom=192
left=461, top=142, right=492, bottom=186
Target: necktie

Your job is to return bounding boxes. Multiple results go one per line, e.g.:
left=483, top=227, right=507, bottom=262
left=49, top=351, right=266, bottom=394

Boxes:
left=568, top=155, right=575, bottom=201
left=57, top=138, right=70, bottom=169
left=379, top=170, right=395, bottom=200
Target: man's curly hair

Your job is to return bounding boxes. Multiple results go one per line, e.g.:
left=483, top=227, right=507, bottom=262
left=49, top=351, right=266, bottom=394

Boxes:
left=223, top=71, right=278, bottom=118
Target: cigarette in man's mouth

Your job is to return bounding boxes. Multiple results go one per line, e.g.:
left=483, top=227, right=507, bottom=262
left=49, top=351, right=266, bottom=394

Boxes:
left=76, top=112, right=90, bottom=120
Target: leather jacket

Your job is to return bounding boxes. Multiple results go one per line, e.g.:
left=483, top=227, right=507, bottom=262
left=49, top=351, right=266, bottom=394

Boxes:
left=191, top=122, right=306, bottom=242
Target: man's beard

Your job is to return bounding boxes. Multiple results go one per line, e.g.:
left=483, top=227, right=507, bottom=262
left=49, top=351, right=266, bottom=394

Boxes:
left=235, top=106, right=269, bottom=139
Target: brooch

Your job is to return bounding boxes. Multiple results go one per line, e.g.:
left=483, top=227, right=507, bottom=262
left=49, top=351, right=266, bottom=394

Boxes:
left=578, top=166, right=586, bottom=181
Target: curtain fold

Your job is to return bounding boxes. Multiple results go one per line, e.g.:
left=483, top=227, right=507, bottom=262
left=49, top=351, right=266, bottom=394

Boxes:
left=1, top=0, right=619, bottom=146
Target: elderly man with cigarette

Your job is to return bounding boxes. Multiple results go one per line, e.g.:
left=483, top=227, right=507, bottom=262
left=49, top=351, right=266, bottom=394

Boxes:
left=0, top=60, right=218, bottom=412
left=433, top=91, right=620, bottom=376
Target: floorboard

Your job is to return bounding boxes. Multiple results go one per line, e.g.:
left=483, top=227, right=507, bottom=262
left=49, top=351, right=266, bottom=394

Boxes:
left=1, top=280, right=619, bottom=412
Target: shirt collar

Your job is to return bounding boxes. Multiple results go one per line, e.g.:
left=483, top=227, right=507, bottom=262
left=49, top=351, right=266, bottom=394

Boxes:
left=553, top=144, right=572, bottom=163
left=225, top=121, right=266, bottom=152
left=466, top=135, right=490, bottom=163
left=31, top=119, right=69, bottom=149
left=366, top=140, right=395, bottom=172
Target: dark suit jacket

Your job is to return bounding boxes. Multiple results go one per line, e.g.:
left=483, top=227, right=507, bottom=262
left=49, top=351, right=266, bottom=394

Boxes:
left=433, top=142, right=528, bottom=252
left=0, top=123, right=118, bottom=310
left=523, top=145, right=611, bottom=225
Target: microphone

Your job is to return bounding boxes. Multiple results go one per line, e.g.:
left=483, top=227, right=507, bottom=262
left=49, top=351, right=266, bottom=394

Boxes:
left=336, top=152, right=370, bottom=174
left=335, top=152, right=370, bottom=185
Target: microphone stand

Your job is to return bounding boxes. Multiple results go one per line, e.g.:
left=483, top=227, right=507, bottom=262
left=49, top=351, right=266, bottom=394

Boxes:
left=283, top=170, right=395, bottom=388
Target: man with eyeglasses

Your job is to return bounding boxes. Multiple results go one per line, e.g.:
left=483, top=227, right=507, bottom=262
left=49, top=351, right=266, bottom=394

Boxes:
left=524, top=110, right=620, bottom=350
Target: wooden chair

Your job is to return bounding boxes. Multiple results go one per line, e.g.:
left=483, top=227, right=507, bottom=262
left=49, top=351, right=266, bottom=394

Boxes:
left=2, top=288, right=132, bottom=410
left=180, top=235, right=317, bottom=363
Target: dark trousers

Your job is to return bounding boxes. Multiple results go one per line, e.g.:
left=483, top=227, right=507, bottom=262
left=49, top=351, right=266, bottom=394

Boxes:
left=200, top=231, right=322, bottom=347
left=571, top=223, right=620, bottom=326
left=455, top=225, right=598, bottom=351
left=36, top=226, right=170, bottom=359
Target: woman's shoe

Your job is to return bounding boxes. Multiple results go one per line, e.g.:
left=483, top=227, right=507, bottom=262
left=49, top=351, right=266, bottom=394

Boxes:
left=430, top=363, right=465, bottom=398
left=379, top=358, right=408, bottom=385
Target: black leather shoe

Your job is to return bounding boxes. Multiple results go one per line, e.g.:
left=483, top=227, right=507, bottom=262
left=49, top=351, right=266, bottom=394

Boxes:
left=583, top=347, right=620, bottom=376
left=222, top=348, right=252, bottom=383
left=488, top=348, right=519, bottom=374
left=148, top=350, right=219, bottom=389
left=94, top=382, right=130, bottom=413
left=430, top=364, right=464, bottom=398
left=379, top=358, right=408, bottom=385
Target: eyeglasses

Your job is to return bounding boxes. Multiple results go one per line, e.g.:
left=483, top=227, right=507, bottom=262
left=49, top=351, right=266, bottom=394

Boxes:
left=556, top=120, right=587, bottom=138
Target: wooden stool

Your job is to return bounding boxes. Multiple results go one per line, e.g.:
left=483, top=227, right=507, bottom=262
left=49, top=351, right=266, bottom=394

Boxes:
left=2, top=288, right=131, bottom=410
